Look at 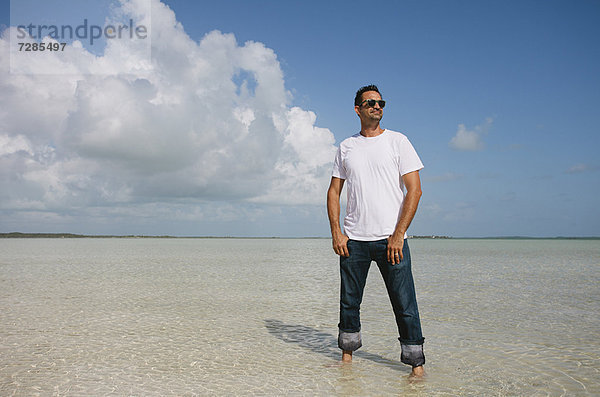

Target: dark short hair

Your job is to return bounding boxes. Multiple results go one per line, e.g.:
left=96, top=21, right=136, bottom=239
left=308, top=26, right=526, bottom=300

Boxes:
left=354, top=85, right=381, bottom=106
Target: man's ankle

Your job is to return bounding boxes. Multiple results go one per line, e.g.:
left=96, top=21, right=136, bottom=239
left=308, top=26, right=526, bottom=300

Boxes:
left=410, top=365, right=425, bottom=377
left=342, top=350, right=353, bottom=362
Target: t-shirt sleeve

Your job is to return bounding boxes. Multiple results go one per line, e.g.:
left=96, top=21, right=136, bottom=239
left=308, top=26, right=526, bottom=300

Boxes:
left=332, top=146, right=346, bottom=179
left=399, top=137, right=424, bottom=175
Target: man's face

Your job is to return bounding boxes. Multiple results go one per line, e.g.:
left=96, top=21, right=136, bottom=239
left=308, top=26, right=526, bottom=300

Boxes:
left=355, top=91, right=383, bottom=122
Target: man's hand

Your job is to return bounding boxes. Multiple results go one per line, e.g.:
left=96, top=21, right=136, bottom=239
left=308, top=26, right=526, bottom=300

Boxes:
left=387, top=233, right=404, bottom=264
left=332, top=233, right=350, bottom=257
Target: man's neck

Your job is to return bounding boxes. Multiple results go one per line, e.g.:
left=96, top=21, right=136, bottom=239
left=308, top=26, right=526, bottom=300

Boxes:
left=360, top=123, right=384, bottom=138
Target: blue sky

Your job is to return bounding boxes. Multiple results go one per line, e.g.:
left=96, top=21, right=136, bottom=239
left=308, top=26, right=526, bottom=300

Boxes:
left=0, top=0, right=599, bottom=237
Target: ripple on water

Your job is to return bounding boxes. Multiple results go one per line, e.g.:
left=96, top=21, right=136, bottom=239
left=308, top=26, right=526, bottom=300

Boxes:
left=1, top=238, right=599, bottom=395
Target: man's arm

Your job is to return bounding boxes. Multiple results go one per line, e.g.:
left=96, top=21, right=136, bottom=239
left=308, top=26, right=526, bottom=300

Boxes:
left=327, top=176, right=349, bottom=257
left=387, top=170, right=422, bottom=264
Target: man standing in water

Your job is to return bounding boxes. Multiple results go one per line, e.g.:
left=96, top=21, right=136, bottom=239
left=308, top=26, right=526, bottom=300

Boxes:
left=327, top=85, right=425, bottom=377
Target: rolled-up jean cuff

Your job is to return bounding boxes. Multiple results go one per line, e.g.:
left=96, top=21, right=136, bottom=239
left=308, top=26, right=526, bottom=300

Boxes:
left=400, top=343, right=425, bottom=367
left=338, top=330, right=362, bottom=351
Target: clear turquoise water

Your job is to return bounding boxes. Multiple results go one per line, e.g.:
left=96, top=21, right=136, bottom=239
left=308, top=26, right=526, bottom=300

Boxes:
left=1, top=238, right=599, bottom=395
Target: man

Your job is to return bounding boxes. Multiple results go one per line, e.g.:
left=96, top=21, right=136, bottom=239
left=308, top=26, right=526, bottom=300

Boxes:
left=327, top=85, right=425, bottom=377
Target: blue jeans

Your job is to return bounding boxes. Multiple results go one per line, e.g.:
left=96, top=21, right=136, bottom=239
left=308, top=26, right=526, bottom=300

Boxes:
left=338, top=239, right=425, bottom=367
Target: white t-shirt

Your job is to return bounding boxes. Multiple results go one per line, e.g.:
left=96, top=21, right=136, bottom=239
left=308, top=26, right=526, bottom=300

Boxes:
left=332, top=129, right=424, bottom=241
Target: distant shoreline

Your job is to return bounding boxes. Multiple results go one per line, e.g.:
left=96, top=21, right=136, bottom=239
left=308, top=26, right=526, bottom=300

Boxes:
left=1, top=232, right=598, bottom=240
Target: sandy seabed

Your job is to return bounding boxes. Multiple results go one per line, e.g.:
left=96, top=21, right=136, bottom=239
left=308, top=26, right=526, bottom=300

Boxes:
left=1, top=238, right=599, bottom=395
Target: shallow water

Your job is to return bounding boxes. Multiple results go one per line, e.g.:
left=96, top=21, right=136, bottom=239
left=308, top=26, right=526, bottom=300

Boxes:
left=1, top=238, right=599, bottom=395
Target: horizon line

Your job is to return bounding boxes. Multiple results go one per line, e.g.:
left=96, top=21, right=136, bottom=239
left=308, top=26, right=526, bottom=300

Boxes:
left=1, top=232, right=598, bottom=240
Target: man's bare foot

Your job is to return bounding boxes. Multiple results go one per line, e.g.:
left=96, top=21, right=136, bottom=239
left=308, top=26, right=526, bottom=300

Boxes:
left=342, top=350, right=353, bottom=362
left=409, top=365, right=425, bottom=378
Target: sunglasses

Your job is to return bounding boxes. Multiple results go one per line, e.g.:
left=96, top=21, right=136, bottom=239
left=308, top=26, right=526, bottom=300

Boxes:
left=359, top=99, right=386, bottom=108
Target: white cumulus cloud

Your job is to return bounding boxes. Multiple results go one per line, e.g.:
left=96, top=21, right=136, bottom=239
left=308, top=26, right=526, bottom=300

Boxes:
left=0, top=0, right=337, bottom=228
left=449, top=117, right=493, bottom=151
